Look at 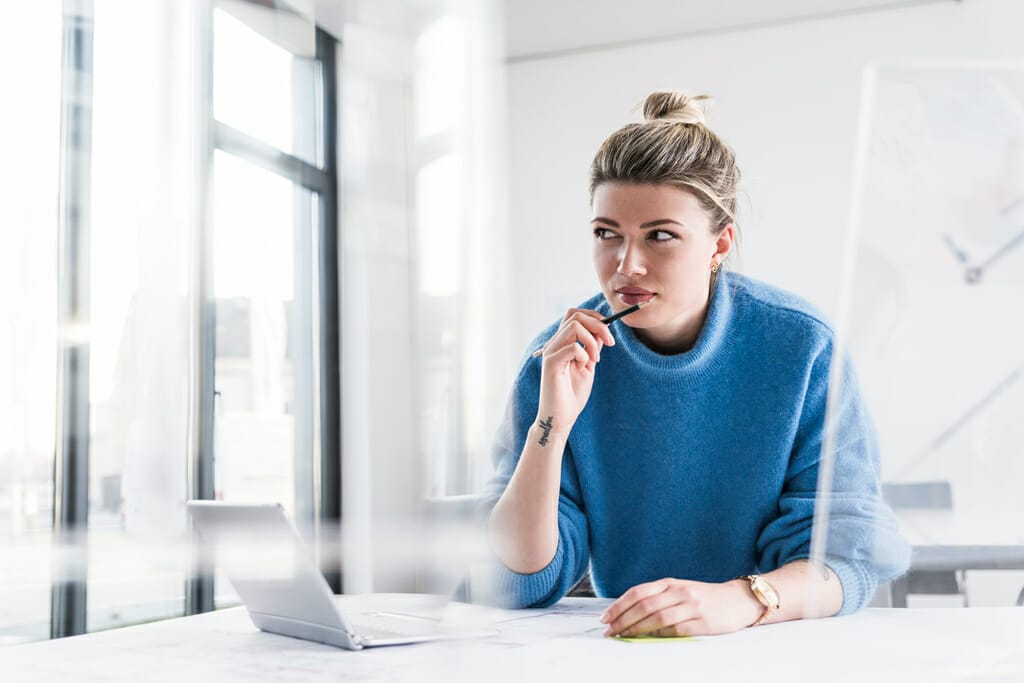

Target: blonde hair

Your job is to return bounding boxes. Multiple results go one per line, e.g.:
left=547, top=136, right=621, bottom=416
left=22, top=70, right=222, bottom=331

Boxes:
left=589, top=91, right=740, bottom=234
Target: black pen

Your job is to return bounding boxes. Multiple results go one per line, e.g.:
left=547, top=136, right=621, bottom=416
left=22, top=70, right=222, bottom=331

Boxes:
left=531, top=300, right=649, bottom=358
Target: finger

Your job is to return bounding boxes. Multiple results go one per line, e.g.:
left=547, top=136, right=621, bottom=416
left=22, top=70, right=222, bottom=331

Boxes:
left=545, top=339, right=592, bottom=371
left=616, top=604, right=697, bottom=638
left=544, top=320, right=602, bottom=364
left=564, top=310, right=615, bottom=347
left=604, top=587, right=678, bottom=637
left=600, top=580, right=669, bottom=627
left=560, top=307, right=606, bottom=325
left=534, top=308, right=607, bottom=358
left=652, top=617, right=701, bottom=638
left=534, top=336, right=602, bottom=360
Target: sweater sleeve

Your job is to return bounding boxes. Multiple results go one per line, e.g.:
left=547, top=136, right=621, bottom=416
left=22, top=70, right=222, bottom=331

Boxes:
left=478, top=350, right=591, bottom=608
left=755, top=339, right=910, bottom=615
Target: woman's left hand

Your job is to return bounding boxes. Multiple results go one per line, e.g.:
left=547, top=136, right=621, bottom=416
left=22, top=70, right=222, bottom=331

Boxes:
left=600, top=577, right=763, bottom=638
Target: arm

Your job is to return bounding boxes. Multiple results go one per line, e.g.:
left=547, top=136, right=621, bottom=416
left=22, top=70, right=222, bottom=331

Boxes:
left=488, top=421, right=569, bottom=573
left=756, top=342, right=910, bottom=615
left=484, top=309, right=615, bottom=601
left=600, top=559, right=842, bottom=638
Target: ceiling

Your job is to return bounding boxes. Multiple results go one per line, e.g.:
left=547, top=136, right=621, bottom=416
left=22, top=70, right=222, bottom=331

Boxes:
left=502, top=0, right=956, bottom=62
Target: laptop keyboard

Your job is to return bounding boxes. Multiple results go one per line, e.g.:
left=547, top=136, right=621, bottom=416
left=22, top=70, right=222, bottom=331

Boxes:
left=349, top=614, right=445, bottom=640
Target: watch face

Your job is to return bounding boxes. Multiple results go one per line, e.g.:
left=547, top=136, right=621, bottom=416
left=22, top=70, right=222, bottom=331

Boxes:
left=752, top=576, right=780, bottom=609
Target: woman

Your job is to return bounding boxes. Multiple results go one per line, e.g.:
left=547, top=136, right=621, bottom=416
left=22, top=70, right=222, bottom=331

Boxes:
left=483, top=91, right=909, bottom=637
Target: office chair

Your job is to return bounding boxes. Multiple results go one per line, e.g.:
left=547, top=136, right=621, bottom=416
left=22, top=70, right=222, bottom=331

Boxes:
left=567, top=570, right=595, bottom=597
left=882, top=481, right=966, bottom=607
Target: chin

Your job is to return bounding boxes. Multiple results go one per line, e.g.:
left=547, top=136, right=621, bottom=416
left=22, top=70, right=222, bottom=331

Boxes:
left=619, top=312, right=657, bottom=329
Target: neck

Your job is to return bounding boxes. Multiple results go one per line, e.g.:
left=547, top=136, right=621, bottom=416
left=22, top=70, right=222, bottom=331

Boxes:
left=633, top=275, right=718, bottom=355
left=635, top=300, right=710, bottom=354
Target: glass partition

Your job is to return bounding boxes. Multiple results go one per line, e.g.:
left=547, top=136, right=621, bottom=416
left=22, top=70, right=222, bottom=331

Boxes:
left=0, top=1, right=62, bottom=646
left=822, top=61, right=1024, bottom=608
left=85, top=0, right=195, bottom=632
left=209, top=1, right=323, bottom=608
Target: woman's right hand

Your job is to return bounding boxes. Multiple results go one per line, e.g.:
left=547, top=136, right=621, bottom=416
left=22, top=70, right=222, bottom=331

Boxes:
left=534, top=308, right=616, bottom=435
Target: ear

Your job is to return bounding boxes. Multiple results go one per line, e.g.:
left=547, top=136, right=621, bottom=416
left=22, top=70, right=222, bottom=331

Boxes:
left=713, top=224, right=735, bottom=262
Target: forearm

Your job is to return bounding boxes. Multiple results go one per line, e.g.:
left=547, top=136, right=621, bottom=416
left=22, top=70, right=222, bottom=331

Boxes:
left=727, top=559, right=844, bottom=627
left=488, top=420, right=569, bottom=573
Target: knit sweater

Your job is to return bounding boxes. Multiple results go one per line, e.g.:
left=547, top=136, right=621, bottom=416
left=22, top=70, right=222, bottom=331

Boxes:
left=482, top=271, right=910, bottom=615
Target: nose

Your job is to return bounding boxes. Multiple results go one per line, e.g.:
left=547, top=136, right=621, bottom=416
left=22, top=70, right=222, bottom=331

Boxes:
left=616, top=240, right=646, bottom=277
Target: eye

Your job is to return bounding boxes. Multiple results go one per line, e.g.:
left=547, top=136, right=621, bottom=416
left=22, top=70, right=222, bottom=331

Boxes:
left=593, top=227, right=620, bottom=240
left=648, top=229, right=678, bottom=242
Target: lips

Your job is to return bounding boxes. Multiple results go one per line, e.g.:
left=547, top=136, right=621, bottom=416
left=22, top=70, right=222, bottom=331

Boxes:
left=616, top=287, right=655, bottom=305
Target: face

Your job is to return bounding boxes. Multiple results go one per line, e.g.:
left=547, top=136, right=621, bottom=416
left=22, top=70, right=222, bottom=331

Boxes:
left=591, top=182, right=733, bottom=352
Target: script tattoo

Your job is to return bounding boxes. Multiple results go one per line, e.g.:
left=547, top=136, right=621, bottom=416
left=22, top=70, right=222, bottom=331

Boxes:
left=537, top=416, right=554, bottom=446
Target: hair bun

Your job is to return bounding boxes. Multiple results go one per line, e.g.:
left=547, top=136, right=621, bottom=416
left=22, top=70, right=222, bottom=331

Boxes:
left=642, top=91, right=710, bottom=126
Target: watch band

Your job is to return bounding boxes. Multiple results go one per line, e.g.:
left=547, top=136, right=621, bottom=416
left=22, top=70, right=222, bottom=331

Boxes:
left=742, top=574, right=781, bottom=627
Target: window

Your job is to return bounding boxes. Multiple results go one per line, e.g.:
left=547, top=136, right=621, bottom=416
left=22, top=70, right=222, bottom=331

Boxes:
left=209, top=1, right=336, bottom=606
left=0, top=0, right=339, bottom=643
left=0, top=2, right=61, bottom=646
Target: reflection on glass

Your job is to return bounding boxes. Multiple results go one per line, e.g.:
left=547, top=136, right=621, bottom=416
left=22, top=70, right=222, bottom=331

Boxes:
left=840, top=63, right=1024, bottom=606
left=213, top=3, right=318, bottom=166
left=211, top=150, right=318, bottom=606
left=85, top=0, right=193, bottom=632
left=0, top=2, right=61, bottom=646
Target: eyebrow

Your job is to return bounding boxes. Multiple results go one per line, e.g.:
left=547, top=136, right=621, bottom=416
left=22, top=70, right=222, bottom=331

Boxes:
left=591, top=217, right=687, bottom=230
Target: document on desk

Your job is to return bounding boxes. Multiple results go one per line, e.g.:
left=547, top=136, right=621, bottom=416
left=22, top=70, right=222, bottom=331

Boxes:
left=478, top=598, right=614, bottom=647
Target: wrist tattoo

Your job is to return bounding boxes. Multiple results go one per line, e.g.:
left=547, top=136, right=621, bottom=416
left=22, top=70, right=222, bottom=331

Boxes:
left=537, top=416, right=554, bottom=446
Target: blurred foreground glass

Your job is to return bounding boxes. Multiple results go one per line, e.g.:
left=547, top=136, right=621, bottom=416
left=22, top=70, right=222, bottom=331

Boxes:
left=0, top=2, right=61, bottom=646
left=210, top=1, right=320, bottom=607
left=412, top=0, right=512, bottom=499
left=85, top=0, right=197, bottom=632
left=829, top=61, right=1024, bottom=607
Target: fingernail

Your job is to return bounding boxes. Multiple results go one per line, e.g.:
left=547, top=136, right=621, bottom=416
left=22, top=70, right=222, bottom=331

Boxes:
left=603, top=628, right=612, bottom=637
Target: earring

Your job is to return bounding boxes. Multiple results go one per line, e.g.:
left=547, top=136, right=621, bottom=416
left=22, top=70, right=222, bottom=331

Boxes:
left=711, top=262, right=720, bottom=274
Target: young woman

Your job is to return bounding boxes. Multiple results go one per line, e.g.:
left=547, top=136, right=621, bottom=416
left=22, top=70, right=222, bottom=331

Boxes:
left=483, top=91, right=909, bottom=637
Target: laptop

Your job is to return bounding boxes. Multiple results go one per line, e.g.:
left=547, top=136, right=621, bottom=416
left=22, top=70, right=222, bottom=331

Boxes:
left=186, top=501, right=495, bottom=650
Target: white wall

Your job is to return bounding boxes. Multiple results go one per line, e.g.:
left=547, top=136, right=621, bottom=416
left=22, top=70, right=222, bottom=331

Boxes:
left=504, top=0, right=1024, bottom=353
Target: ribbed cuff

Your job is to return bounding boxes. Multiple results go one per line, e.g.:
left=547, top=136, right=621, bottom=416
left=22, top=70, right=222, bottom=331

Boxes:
left=485, top=538, right=565, bottom=609
left=825, top=557, right=875, bottom=616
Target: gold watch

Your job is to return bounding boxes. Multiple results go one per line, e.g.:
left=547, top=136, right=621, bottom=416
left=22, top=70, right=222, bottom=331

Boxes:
left=742, top=575, right=780, bottom=627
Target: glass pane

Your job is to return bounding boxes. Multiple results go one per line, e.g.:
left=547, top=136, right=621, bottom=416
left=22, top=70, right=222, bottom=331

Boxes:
left=211, top=150, right=318, bottom=607
left=839, top=63, right=1024, bottom=607
left=86, top=0, right=194, bottom=632
left=0, top=2, right=61, bottom=647
left=213, top=2, right=319, bottom=166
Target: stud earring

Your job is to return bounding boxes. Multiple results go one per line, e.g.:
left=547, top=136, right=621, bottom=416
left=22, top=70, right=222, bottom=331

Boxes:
left=711, top=262, right=720, bottom=274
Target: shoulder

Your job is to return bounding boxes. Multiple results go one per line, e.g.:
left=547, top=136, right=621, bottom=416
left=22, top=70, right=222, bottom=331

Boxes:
left=726, top=272, right=833, bottom=342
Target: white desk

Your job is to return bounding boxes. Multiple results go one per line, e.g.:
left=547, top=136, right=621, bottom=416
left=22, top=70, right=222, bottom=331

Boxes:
left=6, top=597, right=1024, bottom=683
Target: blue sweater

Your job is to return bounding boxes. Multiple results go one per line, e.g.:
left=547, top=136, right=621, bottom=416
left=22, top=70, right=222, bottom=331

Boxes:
left=483, top=272, right=909, bottom=615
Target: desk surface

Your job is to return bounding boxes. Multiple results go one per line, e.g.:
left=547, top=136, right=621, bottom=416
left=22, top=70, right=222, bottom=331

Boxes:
left=6, top=596, right=1024, bottom=683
